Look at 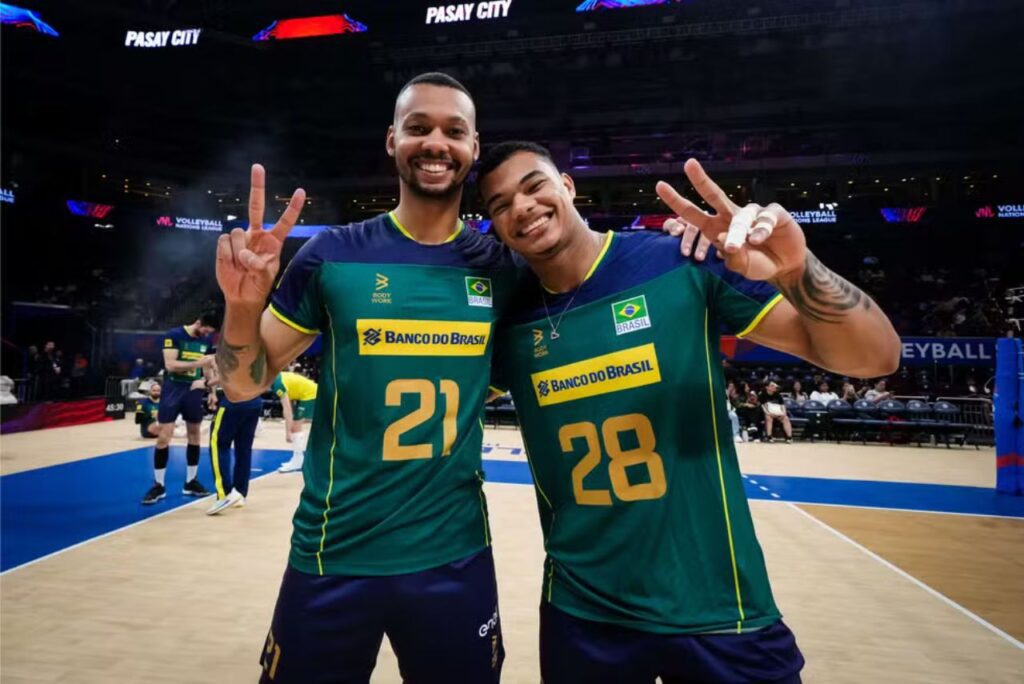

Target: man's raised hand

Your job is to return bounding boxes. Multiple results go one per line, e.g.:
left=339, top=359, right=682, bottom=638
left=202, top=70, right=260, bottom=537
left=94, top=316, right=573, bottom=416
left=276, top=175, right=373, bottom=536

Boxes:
left=655, top=159, right=807, bottom=283
left=216, top=164, right=305, bottom=307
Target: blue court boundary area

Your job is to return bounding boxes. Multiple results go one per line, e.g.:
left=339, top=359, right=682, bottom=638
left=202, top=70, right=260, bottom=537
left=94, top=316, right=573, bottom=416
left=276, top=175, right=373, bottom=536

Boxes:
left=1, top=446, right=293, bottom=572
left=3, top=454, right=1021, bottom=573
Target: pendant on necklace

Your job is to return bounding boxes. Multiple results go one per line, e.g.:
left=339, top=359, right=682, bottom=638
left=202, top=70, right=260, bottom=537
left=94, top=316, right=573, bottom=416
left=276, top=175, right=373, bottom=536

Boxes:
left=550, top=331, right=560, bottom=340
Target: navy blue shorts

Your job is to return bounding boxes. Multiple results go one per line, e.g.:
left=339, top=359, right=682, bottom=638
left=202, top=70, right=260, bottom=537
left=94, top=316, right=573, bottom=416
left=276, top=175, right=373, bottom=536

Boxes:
left=540, top=602, right=804, bottom=684
left=259, top=547, right=504, bottom=684
left=157, top=380, right=204, bottom=424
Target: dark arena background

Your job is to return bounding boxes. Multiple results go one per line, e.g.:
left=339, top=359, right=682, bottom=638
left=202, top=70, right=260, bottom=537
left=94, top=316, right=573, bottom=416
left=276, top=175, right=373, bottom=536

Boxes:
left=2, top=1, right=1023, bottom=682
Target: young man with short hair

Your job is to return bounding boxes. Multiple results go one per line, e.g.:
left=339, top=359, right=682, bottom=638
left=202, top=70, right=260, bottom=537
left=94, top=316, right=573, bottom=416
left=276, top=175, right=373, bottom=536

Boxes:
left=479, top=141, right=900, bottom=683
left=141, top=311, right=220, bottom=504
left=214, top=73, right=514, bottom=682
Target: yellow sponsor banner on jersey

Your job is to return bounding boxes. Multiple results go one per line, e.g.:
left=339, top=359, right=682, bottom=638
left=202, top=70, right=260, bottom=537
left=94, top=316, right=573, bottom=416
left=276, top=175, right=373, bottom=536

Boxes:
left=356, top=319, right=491, bottom=356
left=531, top=343, right=661, bottom=407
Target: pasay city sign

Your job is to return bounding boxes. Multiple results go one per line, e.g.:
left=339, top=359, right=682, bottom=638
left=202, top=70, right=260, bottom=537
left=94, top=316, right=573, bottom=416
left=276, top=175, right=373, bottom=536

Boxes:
left=425, top=1, right=514, bottom=25
left=124, top=28, right=202, bottom=48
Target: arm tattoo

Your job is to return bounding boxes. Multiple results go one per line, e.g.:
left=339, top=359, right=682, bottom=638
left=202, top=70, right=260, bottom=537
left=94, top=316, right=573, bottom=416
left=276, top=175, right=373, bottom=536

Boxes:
left=774, top=252, right=871, bottom=324
left=216, top=339, right=268, bottom=386
left=249, top=346, right=267, bottom=385
left=215, top=339, right=244, bottom=376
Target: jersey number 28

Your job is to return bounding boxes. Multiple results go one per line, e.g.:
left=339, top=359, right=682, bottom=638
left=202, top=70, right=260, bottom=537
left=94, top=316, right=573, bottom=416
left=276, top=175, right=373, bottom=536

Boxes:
left=559, top=414, right=666, bottom=505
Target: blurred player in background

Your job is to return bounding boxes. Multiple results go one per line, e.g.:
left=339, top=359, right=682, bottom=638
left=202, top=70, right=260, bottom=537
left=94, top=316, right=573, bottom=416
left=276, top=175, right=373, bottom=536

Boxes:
left=272, top=365, right=318, bottom=473
left=135, top=381, right=161, bottom=439
left=141, top=311, right=220, bottom=505
left=202, top=366, right=262, bottom=515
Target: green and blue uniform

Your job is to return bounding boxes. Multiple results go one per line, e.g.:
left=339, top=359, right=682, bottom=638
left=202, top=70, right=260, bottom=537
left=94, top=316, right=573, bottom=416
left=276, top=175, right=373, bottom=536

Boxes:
left=493, top=230, right=803, bottom=681
left=271, top=372, right=317, bottom=421
left=260, top=212, right=515, bottom=683
left=136, top=397, right=159, bottom=438
left=158, top=326, right=213, bottom=424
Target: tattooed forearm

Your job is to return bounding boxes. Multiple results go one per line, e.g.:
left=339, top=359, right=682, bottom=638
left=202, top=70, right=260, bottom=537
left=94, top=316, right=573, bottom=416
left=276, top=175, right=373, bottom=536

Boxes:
left=215, top=339, right=244, bottom=376
left=249, top=346, right=267, bottom=385
left=773, top=252, right=871, bottom=324
left=216, top=339, right=267, bottom=386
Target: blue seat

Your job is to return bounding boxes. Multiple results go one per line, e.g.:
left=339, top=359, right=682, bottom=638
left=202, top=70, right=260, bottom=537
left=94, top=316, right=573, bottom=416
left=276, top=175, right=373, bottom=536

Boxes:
left=826, top=400, right=860, bottom=442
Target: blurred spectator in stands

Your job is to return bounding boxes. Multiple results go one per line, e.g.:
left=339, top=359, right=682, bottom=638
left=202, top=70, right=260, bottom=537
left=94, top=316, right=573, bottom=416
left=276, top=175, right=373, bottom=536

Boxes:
left=129, top=358, right=147, bottom=379
left=725, top=391, right=743, bottom=443
left=759, top=381, right=792, bottom=443
left=55, top=350, right=71, bottom=398
left=838, top=381, right=857, bottom=403
left=734, top=384, right=762, bottom=440
left=864, top=379, right=893, bottom=403
left=790, top=380, right=808, bottom=404
left=70, top=353, right=88, bottom=396
left=37, top=341, right=61, bottom=400
left=726, top=381, right=740, bottom=406
left=810, top=381, right=839, bottom=404
left=0, top=376, right=17, bottom=405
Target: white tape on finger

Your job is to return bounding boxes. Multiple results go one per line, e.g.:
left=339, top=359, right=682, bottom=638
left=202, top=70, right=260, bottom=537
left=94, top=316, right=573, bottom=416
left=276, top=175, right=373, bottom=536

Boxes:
left=753, top=209, right=778, bottom=237
left=726, top=204, right=758, bottom=250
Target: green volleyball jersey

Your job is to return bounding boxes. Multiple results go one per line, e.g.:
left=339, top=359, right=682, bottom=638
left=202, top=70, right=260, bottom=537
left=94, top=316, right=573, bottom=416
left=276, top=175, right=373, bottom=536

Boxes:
left=162, top=326, right=214, bottom=383
left=493, top=230, right=785, bottom=634
left=270, top=212, right=515, bottom=576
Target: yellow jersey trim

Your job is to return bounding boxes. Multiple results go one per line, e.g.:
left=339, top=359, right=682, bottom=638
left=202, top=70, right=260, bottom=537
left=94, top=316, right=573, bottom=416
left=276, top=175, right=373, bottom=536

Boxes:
left=316, top=313, right=340, bottom=576
left=268, top=303, right=319, bottom=335
left=736, top=292, right=784, bottom=339
left=541, top=230, right=614, bottom=294
left=210, top=407, right=226, bottom=499
left=387, top=210, right=463, bottom=244
left=704, top=307, right=746, bottom=632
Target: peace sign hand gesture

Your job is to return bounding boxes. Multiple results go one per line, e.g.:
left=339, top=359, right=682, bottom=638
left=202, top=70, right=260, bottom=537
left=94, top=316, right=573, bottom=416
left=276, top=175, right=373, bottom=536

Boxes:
left=216, top=164, right=306, bottom=307
left=655, top=159, right=807, bottom=283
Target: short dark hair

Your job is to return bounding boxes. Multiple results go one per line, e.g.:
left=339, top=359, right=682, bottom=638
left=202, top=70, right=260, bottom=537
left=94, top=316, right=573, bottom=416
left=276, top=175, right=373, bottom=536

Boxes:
left=396, top=72, right=474, bottom=110
left=476, top=141, right=555, bottom=189
left=198, top=310, right=222, bottom=329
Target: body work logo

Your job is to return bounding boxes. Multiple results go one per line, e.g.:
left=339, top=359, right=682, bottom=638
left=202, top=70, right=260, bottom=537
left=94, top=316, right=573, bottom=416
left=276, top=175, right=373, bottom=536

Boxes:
left=357, top=319, right=491, bottom=356
left=466, top=277, right=493, bottom=308
left=611, top=295, right=651, bottom=335
left=372, top=273, right=391, bottom=304
left=532, top=328, right=548, bottom=359
left=531, top=343, right=661, bottom=406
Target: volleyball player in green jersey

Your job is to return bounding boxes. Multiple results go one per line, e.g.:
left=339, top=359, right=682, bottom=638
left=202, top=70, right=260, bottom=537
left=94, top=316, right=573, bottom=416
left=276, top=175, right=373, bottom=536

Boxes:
left=214, top=74, right=514, bottom=683
left=479, top=142, right=901, bottom=683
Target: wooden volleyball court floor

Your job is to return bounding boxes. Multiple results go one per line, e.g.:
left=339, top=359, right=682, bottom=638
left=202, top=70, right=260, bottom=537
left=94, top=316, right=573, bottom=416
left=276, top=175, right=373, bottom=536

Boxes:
left=1, top=419, right=1022, bottom=683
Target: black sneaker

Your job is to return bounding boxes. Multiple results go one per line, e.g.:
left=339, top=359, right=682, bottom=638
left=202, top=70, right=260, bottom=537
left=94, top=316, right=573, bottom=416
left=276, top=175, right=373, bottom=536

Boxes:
left=142, top=483, right=166, bottom=505
left=183, top=479, right=211, bottom=497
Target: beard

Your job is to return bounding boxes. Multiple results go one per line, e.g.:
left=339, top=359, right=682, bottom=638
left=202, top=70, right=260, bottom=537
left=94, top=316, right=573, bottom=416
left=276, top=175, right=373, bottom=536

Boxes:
left=396, top=155, right=467, bottom=199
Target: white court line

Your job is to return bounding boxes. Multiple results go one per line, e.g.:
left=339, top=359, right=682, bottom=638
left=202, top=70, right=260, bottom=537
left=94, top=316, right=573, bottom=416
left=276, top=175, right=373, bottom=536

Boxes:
left=770, top=493, right=781, bottom=499
left=1, top=461, right=288, bottom=576
left=0, top=494, right=214, bottom=575
left=777, top=498, right=1024, bottom=521
left=787, top=502, right=1024, bottom=651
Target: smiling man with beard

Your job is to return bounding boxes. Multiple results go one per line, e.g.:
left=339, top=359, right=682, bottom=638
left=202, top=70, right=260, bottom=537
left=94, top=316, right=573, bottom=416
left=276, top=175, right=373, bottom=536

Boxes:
left=214, top=73, right=515, bottom=683
left=479, top=141, right=900, bottom=683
